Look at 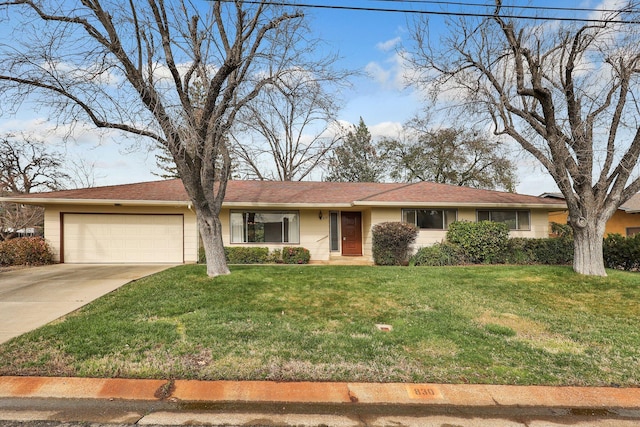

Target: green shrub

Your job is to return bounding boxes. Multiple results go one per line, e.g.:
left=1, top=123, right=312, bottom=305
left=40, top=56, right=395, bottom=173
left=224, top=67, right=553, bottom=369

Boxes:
left=446, top=221, right=509, bottom=264
left=0, top=237, right=54, bottom=266
left=504, top=237, right=535, bottom=265
left=506, top=237, right=573, bottom=265
left=372, top=222, right=419, bottom=266
left=268, top=248, right=283, bottom=264
left=198, top=246, right=310, bottom=264
left=224, top=247, right=270, bottom=264
left=282, top=247, right=311, bottom=264
left=550, top=222, right=573, bottom=239
left=533, top=238, right=574, bottom=265
left=411, top=242, right=466, bottom=266
left=603, top=233, right=640, bottom=271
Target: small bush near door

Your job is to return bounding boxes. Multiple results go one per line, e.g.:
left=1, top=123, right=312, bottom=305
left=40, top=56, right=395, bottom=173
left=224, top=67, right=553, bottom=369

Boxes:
left=0, top=237, right=54, bottom=266
left=372, top=222, right=419, bottom=266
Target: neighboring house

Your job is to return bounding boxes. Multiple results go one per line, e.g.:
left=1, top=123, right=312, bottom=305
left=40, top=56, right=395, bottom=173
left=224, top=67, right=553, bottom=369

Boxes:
left=543, top=193, right=640, bottom=237
left=0, top=179, right=566, bottom=264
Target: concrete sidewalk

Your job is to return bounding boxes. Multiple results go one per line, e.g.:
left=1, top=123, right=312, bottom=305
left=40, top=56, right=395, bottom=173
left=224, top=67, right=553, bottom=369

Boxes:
left=0, top=376, right=639, bottom=426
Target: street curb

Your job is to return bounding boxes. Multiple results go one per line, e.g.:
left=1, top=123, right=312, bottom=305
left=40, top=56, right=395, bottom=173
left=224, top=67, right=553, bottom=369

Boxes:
left=1, top=376, right=639, bottom=410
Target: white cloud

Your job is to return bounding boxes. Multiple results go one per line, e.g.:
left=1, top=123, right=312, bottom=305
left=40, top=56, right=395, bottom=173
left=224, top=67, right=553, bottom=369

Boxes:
left=376, top=36, right=401, bottom=52
left=364, top=61, right=392, bottom=86
left=365, top=50, right=414, bottom=91
left=588, top=0, right=630, bottom=21
left=370, top=121, right=403, bottom=139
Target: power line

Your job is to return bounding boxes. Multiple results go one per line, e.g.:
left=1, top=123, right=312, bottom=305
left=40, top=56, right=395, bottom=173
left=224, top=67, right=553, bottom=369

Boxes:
left=215, top=1, right=640, bottom=24
left=367, top=0, right=638, bottom=15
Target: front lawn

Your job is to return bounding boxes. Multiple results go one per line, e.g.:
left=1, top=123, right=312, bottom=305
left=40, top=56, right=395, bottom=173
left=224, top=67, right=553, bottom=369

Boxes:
left=1, top=265, right=638, bottom=386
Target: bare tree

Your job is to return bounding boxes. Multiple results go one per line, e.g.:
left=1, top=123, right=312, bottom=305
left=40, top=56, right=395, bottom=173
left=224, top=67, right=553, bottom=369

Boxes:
left=232, top=57, right=350, bottom=181
left=66, top=157, right=103, bottom=189
left=0, top=134, right=69, bottom=240
left=379, top=118, right=517, bottom=191
left=408, top=1, right=640, bottom=276
left=0, top=1, right=306, bottom=276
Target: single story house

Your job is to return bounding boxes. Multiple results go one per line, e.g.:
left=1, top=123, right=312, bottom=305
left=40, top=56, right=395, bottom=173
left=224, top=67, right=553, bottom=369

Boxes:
left=542, top=192, right=640, bottom=237
left=1, top=179, right=566, bottom=264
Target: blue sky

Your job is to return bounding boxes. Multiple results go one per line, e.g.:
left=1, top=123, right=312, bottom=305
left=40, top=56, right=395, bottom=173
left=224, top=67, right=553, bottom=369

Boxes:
left=0, top=1, right=618, bottom=194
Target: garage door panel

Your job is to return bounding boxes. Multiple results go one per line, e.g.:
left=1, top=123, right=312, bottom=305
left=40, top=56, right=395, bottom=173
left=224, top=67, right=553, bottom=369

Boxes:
left=63, top=214, right=183, bottom=263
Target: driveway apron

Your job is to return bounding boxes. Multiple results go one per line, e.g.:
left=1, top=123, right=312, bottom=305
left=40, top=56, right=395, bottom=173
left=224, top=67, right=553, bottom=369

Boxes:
left=0, top=264, right=174, bottom=344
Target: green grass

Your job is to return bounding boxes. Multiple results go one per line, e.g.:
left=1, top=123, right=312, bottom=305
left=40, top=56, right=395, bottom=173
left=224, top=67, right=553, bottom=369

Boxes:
left=1, top=265, right=639, bottom=386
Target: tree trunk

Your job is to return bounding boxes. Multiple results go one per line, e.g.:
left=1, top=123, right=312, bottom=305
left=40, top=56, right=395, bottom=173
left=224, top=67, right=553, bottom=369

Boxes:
left=197, top=209, right=230, bottom=277
left=572, top=219, right=607, bottom=277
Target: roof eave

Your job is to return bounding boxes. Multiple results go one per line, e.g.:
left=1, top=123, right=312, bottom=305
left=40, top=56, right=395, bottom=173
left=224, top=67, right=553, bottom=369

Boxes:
left=620, top=207, right=640, bottom=214
left=353, top=201, right=568, bottom=209
left=0, top=197, right=191, bottom=207
left=222, top=202, right=353, bottom=209
left=2, top=198, right=567, bottom=210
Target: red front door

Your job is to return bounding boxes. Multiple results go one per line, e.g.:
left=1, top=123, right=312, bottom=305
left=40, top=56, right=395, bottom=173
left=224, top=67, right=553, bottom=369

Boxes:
left=341, top=212, right=362, bottom=256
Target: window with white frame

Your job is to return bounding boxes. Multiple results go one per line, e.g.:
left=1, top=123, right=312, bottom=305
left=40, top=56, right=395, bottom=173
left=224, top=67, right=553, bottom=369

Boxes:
left=477, top=210, right=530, bottom=230
left=402, top=209, right=457, bottom=230
left=230, top=211, right=300, bottom=243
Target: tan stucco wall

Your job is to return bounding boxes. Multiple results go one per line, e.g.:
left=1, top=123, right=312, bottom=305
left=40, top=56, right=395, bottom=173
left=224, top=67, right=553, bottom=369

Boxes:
left=44, top=204, right=198, bottom=263
left=549, top=209, right=640, bottom=236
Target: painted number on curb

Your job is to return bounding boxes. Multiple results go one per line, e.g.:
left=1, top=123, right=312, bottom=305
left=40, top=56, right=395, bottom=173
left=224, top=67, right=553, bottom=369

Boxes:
left=406, top=385, right=443, bottom=400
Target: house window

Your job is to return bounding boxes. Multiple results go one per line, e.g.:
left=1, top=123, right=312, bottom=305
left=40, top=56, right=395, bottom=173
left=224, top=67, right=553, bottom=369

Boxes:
left=627, top=227, right=640, bottom=237
left=477, top=210, right=530, bottom=230
left=402, top=209, right=457, bottom=230
left=230, top=211, right=299, bottom=243
left=329, top=211, right=340, bottom=251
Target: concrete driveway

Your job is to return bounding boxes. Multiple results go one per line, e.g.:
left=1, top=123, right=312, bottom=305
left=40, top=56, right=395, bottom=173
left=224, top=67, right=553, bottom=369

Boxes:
left=0, top=264, right=175, bottom=344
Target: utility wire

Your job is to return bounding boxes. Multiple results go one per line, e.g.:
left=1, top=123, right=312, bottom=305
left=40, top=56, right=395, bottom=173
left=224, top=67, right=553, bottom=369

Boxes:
left=215, top=0, right=640, bottom=24
left=367, top=0, right=638, bottom=15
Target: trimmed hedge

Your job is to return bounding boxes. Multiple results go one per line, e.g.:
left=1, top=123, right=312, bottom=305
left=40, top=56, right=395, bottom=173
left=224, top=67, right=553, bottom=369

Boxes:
left=224, top=247, right=270, bottom=264
left=506, top=237, right=573, bottom=265
left=372, top=222, right=418, bottom=266
left=604, top=233, right=640, bottom=271
left=282, top=247, right=311, bottom=264
left=198, top=246, right=311, bottom=265
left=411, top=242, right=467, bottom=266
left=446, top=221, right=510, bottom=264
left=0, top=237, right=54, bottom=266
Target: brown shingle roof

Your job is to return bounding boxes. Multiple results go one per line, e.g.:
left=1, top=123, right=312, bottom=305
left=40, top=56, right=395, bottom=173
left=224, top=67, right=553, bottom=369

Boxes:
left=6, top=179, right=191, bottom=202
left=621, top=193, right=640, bottom=213
left=540, top=191, right=640, bottom=213
left=2, top=179, right=566, bottom=208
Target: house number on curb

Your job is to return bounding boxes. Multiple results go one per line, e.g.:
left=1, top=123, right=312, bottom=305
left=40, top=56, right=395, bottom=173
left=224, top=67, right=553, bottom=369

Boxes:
left=406, top=385, right=443, bottom=399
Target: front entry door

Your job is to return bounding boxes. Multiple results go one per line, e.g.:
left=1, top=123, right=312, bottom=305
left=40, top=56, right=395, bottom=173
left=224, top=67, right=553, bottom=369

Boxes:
left=341, top=212, right=362, bottom=256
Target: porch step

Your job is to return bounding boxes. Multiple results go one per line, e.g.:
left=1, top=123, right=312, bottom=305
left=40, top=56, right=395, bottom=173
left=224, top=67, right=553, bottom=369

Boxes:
left=325, top=256, right=374, bottom=266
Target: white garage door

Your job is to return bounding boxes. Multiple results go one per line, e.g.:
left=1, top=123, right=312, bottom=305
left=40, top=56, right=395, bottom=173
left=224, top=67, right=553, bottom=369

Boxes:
left=63, top=214, right=184, bottom=263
